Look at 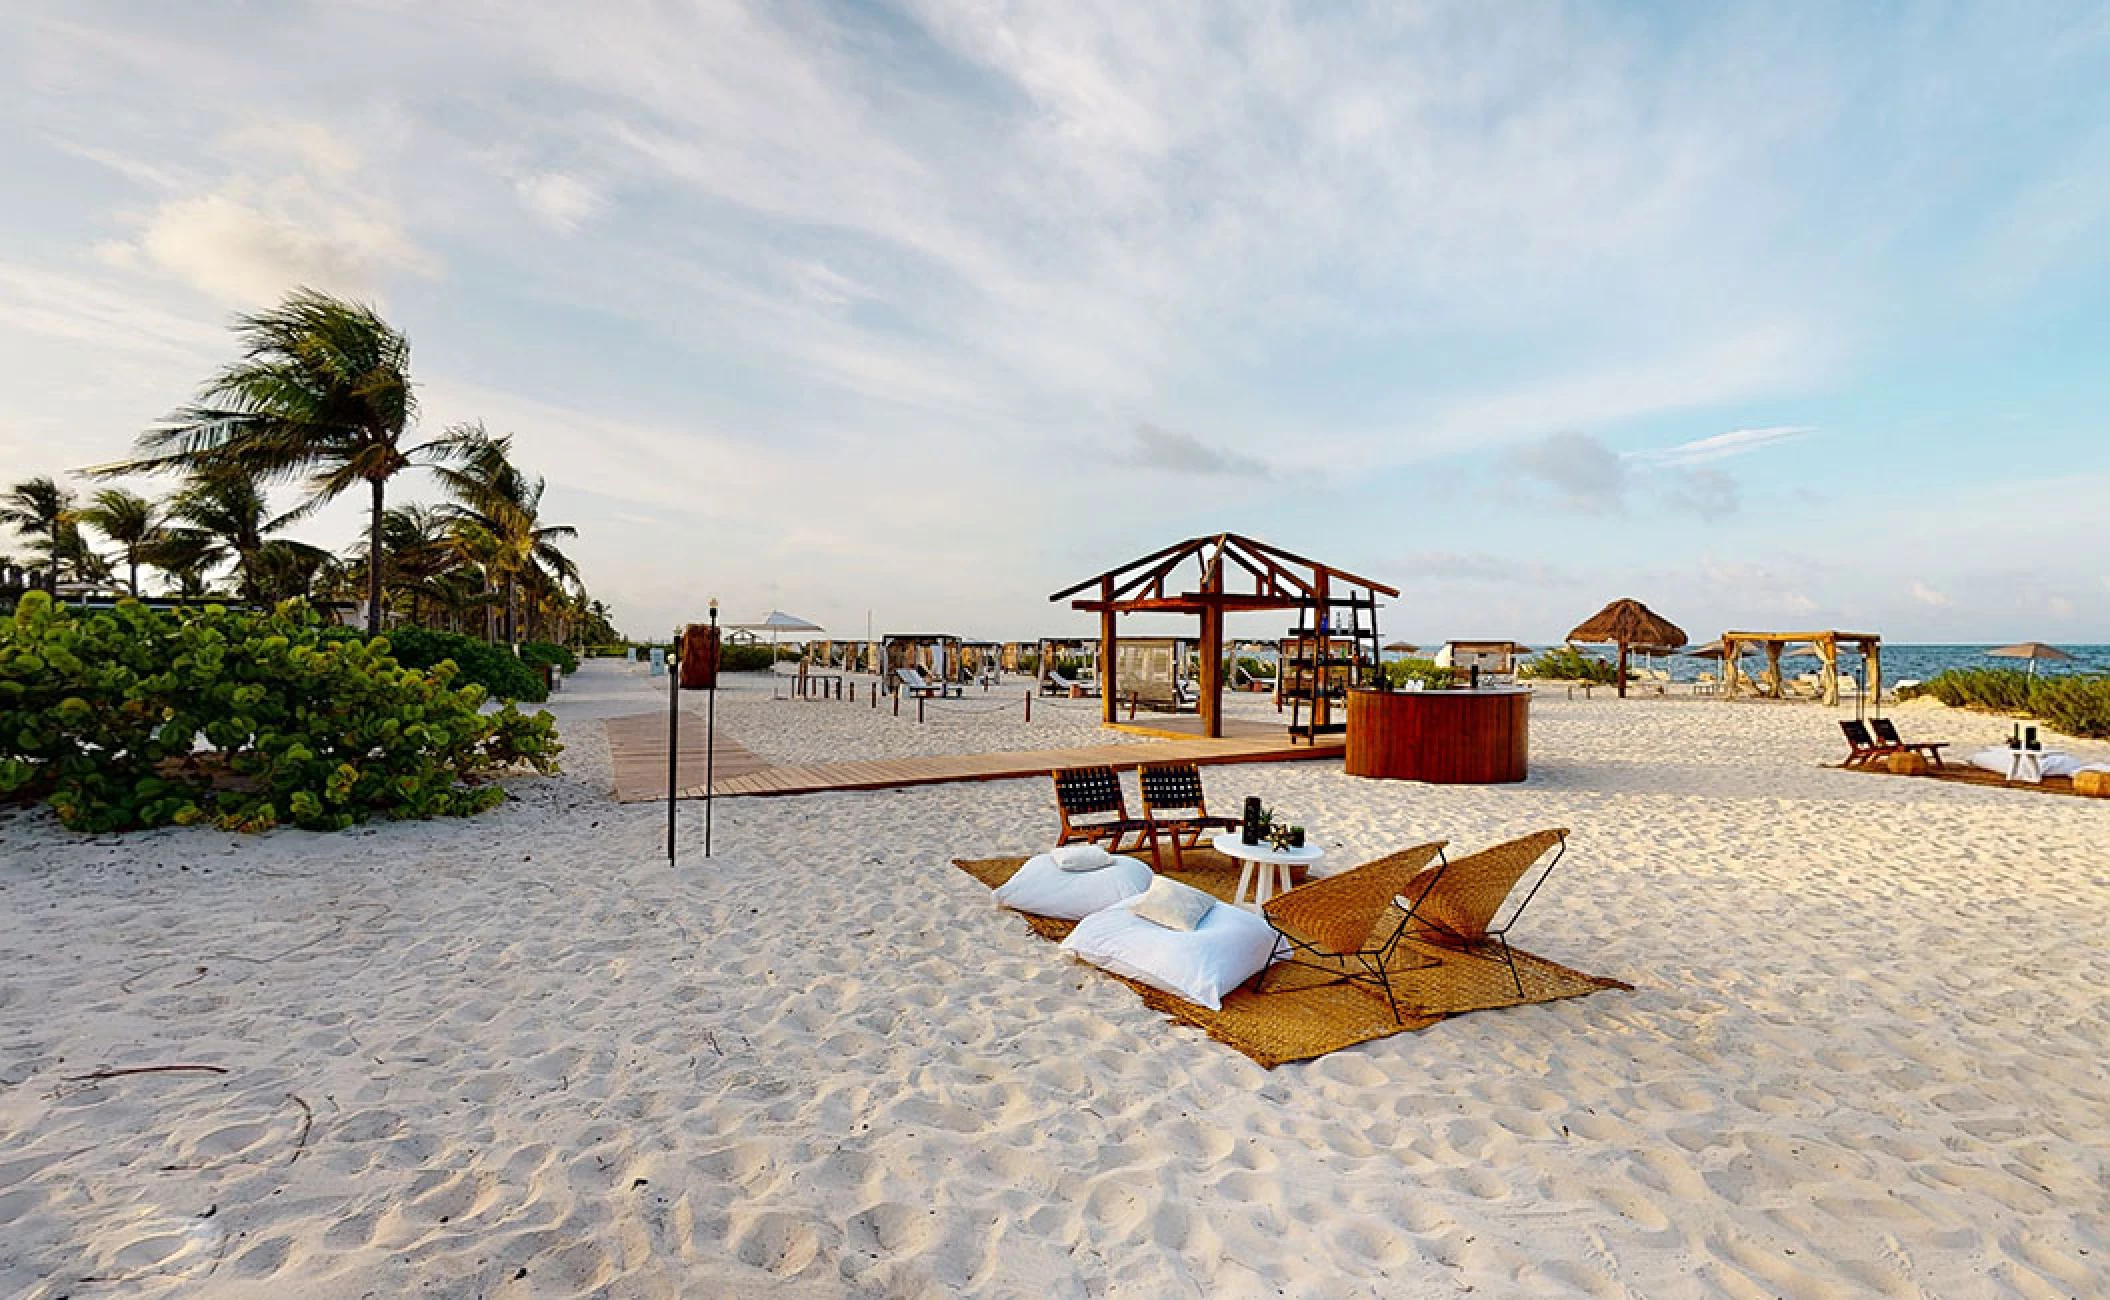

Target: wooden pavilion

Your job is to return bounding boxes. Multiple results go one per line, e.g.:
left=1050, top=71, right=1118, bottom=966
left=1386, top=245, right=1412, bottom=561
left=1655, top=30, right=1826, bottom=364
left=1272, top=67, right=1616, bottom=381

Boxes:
left=1719, top=630, right=1881, bottom=707
left=1051, top=534, right=1398, bottom=739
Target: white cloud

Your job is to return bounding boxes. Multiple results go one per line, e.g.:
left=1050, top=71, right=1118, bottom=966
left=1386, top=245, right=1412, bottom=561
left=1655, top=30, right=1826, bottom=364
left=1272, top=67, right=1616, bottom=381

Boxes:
left=1911, top=581, right=1951, bottom=606
left=98, top=121, right=428, bottom=305
left=515, top=172, right=604, bottom=232
left=1641, top=425, right=1815, bottom=466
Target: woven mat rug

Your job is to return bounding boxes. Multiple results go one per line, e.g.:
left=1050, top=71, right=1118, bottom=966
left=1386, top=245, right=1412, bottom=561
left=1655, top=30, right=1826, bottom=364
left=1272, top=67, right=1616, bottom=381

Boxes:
left=953, top=850, right=1630, bottom=1068
left=1840, top=761, right=2104, bottom=799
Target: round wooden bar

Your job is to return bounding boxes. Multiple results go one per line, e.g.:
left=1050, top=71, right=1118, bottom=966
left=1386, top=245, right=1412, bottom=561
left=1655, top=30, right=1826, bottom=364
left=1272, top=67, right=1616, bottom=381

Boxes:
left=1345, top=687, right=1530, bottom=784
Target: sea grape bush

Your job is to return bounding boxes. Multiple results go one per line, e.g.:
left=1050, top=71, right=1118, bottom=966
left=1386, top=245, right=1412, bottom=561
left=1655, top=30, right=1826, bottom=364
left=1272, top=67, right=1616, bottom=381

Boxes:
left=384, top=626, right=548, bottom=702
left=1903, top=667, right=2110, bottom=739
left=1518, top=647, right=1621, bottom=685
left=518, top=640, right=579, bottom=676
left=0, top=592, right=561, bottom=833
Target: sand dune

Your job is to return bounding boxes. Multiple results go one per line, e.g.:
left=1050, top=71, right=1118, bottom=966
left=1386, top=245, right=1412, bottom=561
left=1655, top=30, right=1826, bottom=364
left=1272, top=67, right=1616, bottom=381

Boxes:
left=1, top=663, right=2103, bottom=1297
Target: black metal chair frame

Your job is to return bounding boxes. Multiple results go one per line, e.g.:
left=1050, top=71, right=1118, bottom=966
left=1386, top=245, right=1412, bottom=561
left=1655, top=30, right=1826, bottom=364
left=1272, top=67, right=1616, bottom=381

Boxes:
left=1402, top=835, right=1566, bottom=999
left=1137, top=763, right=1241, bottom=872
left=1264, top=848, right=1451, bottom=1024
left=1052, top=766, right=1158, bottom=863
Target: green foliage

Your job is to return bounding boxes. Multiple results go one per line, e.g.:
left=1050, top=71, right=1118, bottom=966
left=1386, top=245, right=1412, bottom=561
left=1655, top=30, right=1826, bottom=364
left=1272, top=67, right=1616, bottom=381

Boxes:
left=518, top=640, right=578, bottom=675
left=383, top=626, right=548, bottom=702
left=719, top=643, right=795, bottom=672
left=1519, top=646, right=1621, bottom=685
left=1905, top=667, right=2110, bottom=739
left=1373, top=657, right=1456, bottom=689
left=0, top=591, right=561, bottom=833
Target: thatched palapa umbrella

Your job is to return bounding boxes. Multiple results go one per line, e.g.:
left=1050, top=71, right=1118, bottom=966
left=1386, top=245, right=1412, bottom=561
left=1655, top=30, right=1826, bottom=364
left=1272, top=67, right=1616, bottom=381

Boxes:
left=1567, top=599, right=1687, bottom=699
left=1986, top=641, right=2075, bottom=677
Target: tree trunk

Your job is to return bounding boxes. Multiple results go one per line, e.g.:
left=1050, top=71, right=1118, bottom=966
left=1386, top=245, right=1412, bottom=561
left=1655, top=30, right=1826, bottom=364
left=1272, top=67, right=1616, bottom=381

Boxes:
left=366, top=478, right=386, bottom=635
left=504, top=575, right=518, bottom=644
left=127, top=554, right=140, bottom=598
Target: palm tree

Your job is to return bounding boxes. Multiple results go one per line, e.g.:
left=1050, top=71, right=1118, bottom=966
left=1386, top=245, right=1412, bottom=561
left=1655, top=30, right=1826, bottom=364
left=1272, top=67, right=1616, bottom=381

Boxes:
left=77, top=488, right=162, bottom=596
left=159, top=466, right=292, bottom=602
left=435, top=427, right=578, bottom=643
left=95, top=288, right=462, bottom=634
left=0, top=476, right=74, bottom=586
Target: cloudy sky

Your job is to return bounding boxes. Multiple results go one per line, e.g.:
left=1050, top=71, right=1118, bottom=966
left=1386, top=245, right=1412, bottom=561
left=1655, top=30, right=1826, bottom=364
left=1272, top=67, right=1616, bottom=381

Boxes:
left=4, top=1, right=2108, bottom=645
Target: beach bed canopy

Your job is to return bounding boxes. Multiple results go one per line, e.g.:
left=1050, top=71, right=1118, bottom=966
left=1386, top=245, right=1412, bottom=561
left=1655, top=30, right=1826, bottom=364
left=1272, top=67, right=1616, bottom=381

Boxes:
left=1052, top=533, right=1397, bottom=738
left=1566, top=599, right=1686, bottom=699
left=1718, top=630, right=1881, bottom=706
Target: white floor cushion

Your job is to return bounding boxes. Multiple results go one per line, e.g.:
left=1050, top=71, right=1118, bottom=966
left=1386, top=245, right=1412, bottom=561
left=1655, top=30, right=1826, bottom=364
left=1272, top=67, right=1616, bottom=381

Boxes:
left=994, top=852, right=1152, bottom=920
left=1060, top=894, right=1280, bottom=1010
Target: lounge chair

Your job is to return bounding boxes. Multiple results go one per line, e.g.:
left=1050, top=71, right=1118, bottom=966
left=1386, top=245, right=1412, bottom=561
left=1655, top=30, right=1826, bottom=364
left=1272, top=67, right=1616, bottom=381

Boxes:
left=1870, top=718, right=1946, bottom=768
left=1394, top=829, right=1568, bottom=999
left=1261, top=841, right=1449, bottom=1022
left=1043, top=669, right=1099, bottom=697
left=1838, top=719, right=1903, bottom=768
left=896, top=667, right=962, bottom=699
left=1052, top=766, right=1158, bottom=862
left=1137, top=763, right=1242, bottom=872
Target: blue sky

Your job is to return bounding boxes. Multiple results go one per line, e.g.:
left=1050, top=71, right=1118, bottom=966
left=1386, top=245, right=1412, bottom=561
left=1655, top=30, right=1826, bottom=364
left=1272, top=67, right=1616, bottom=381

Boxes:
left=3, top=1, right=2108, bottom=645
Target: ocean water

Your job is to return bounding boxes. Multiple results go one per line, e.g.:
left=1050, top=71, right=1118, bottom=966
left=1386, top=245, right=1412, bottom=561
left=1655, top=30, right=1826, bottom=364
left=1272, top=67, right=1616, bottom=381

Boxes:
left=1638, top=644, right=2110, bottom=684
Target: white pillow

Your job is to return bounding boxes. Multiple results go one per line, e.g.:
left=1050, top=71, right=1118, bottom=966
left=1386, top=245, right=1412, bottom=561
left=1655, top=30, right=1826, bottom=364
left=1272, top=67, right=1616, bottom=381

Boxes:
left=1130, top=877, right=1215, bottom=931
left=1060, top=894, right=1280, bottom=1010
left=994, top=852, right=1151, bottom=920
left=1051, top=842, right=1115, bottom=872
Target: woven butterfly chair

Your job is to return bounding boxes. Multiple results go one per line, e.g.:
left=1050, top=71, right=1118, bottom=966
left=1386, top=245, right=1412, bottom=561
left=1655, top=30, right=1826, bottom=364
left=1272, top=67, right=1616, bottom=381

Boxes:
left=1052, top=766, right=1158, bottom=863
left=1261, top=841, right=1449, bottom=1023
left=1399, top=828, right=1568, bottom=998
left=1137, top=762, right=1241, bottom=871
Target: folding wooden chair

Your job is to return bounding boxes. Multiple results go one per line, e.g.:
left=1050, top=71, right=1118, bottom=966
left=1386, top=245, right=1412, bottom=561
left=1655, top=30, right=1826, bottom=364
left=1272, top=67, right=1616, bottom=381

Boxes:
left=1838, top=719, right=1902, bottom=768
left=1137, top=762, right=1241, bottom=872
left=1262, top=841, right=1449, bottom=1023
left=1052, top=766, right=1158, bottom=862
left=1870, top=718, right=1946, bottom=768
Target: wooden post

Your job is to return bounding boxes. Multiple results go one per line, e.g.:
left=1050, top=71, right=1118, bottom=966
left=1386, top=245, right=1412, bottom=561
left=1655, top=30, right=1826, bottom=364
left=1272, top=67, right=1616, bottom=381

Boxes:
left=917, top=695, right=925, bottom=724
left=1099, top=576, right=1119, bottom=727
left=1819, top=635, right=1839, bottom=707
left=1764, top=641, right=1782, bottom=698
left=1866, top=639, right=1882, bottom=715
left=1025, top=689, right=1032, bottom=723
left=1199, top=600, right=1225, bottom=738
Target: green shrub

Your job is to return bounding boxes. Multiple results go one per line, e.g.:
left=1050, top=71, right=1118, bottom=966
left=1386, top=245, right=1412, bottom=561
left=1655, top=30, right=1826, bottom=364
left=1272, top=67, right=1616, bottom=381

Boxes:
left=1519, top=646, right=1621, bottom=685
left=1373, top=657, right=1456, bottom=690
left=1905, top=667, right=2110, bottom=739
left=719, top=643, right=795, bottom=672
left=384, top=626, right=547, bottom=702
left=0, top=592, right=561, bottom=833
left=518, top=640, right=579, bottom=675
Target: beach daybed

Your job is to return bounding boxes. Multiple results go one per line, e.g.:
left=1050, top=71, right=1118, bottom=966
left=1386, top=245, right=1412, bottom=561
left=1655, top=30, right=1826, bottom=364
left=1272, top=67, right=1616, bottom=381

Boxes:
left=896, top=667, right=962, bottom=699
left=1043, top=669, right=1098, bottom=697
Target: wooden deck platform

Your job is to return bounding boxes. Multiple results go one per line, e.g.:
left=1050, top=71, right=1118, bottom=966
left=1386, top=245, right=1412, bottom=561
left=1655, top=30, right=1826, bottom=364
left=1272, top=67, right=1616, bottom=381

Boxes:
left=606, top=711, right=1342, bottom=803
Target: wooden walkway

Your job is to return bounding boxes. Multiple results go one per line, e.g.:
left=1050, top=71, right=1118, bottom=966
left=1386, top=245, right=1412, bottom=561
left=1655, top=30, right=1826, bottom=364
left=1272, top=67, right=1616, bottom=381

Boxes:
left=605, top=711, right=1342, bottom=803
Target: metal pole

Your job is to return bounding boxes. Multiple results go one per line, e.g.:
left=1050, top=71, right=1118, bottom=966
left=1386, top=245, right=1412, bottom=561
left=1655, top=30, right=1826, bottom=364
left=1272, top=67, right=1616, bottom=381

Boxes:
left=705, top=602, right=718, bottom=858
left=665, top=631, right=679, bottom=864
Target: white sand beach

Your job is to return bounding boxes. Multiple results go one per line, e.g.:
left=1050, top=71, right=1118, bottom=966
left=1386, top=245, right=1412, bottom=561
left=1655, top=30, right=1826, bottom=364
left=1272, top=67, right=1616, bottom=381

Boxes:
left=2, top=661, right=2105, bottom=1298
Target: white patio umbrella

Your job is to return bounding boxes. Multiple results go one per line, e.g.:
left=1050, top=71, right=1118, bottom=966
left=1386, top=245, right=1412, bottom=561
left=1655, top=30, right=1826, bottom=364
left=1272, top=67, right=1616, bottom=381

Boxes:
left=729, top=611, right=825, bottom=666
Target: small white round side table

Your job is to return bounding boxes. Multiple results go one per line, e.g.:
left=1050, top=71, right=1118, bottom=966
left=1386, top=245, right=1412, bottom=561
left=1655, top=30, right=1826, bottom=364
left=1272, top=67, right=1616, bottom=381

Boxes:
left=1211, top=831, right=1325, bottom=910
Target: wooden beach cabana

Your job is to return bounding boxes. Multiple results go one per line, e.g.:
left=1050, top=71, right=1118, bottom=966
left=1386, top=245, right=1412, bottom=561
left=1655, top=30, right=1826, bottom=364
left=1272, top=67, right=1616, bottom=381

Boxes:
left=1051, top=533, right=1397, bottom=739
left=1719, top=630, right=1881, bottom=707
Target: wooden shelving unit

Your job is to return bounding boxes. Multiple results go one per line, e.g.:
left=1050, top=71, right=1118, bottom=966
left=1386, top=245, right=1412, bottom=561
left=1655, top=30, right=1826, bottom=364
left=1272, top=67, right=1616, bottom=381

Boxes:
left=1279, top=592, right=1380, bottom=744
